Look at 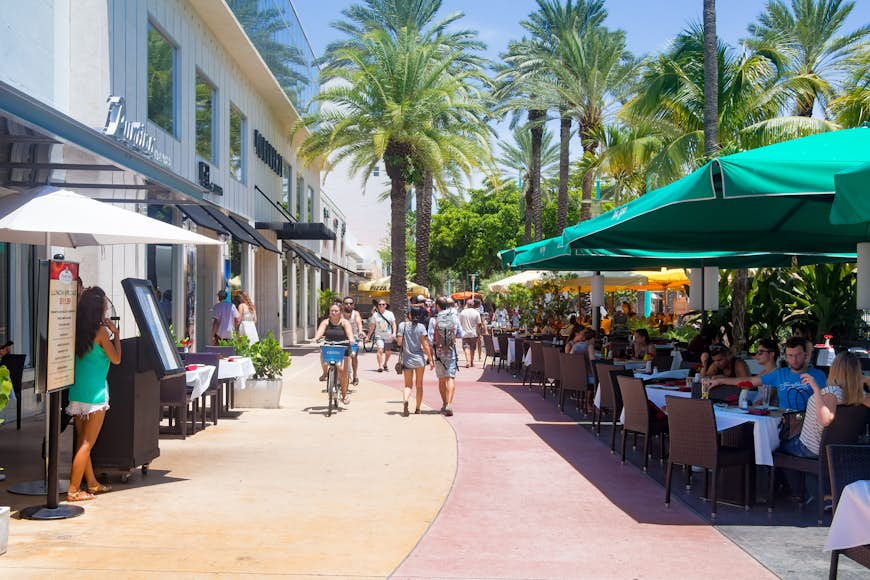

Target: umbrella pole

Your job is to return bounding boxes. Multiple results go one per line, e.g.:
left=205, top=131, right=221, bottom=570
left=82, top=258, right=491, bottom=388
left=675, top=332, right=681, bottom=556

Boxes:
left=20, top=231, right=83, bottom=519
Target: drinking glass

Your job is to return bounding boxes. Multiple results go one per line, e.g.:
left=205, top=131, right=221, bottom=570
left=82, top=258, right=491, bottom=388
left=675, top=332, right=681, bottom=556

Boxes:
left=700, top=377, right=711, bottom=399
left=758, top=384, right=770, bottom=409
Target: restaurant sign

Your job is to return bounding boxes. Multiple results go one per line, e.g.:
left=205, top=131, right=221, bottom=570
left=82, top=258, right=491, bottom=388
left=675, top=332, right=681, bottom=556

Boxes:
left=39, top=260, right=78, bottom=392
left=102, top=96, right=172, bottom=167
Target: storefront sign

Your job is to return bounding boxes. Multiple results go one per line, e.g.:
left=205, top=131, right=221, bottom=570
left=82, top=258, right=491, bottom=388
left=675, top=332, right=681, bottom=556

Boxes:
left=45, top=260, right=78, bottom=392
left=103, top=96, right=172, bottom=167
left=253, top=129, right=283, bottom=176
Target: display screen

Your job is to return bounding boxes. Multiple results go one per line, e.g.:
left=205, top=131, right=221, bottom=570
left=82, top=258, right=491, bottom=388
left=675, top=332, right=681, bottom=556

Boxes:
left=121, top=278, right=183, bottom=376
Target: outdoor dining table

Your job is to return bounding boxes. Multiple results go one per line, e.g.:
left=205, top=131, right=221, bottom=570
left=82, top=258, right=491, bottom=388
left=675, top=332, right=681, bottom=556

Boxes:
left=185, top=364, right=216, bottom=399
left=825, top=480, right=870, bottom=551
left=218, top=356, right=256, bottom=382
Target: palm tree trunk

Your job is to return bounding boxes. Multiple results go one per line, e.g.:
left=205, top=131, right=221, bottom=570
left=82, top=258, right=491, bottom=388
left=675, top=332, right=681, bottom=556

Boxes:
left=731, top=269, right=748, bottom=351
left=577, top=118, right=598, bottom=222
left=384, top=142, right=409, bottom=318
left=529, top=109, right=545, bottom=241
left=702, top=0, right=718, bottom=157
left=523, top=178, right=532, bottom=244
left=415, top=170, right=433, bottom=288
left=557, top=114, right=571, bottom=232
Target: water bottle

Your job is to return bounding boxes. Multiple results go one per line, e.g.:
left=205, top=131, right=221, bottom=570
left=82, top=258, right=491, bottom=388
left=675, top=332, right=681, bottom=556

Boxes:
left=738, top=389, right=749, bottom=410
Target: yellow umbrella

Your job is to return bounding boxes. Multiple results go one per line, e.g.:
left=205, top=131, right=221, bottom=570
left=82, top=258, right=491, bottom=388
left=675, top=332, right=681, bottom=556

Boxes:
left=358, top=276, right=429, bottom=297
left=629, top=269, right=690, bottom=290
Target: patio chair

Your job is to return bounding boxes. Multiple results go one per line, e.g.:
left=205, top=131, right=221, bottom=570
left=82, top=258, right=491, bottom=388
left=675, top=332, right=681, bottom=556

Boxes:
left=616, top=375, right=669, bottom=472
left=826, top=444, right=870, bottom=580
left=664, top=396, right=755, bottom=519
left=1, top=354, right=26, bottom=430
left=183, top=352, right=221, bottom=428
left=482, top=334, right=502, bottom=371
left=513, top=337, right=526, bottom=375
left=525, top=342, right=545, bottom=391
left=540, top=345, right=561, bottom=400
left=768, top=405, right=868, bottom=524
left=593, top=364, right=632, bottom=452
left=159, top=372, right=197, bottom=439
left=204, top=345, right=237, bottom=410
left=557, top=352, right=590, bottom=414
left=497, top=334, right=509, bottom=373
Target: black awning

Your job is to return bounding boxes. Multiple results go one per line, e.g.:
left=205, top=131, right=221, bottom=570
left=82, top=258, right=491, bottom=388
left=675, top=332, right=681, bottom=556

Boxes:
left=228, top=214, right=280, bottom=253
left=324, top=258, right=360, bottom=277
left=255, top=221, right=336, bottom=240
left=200, top=205, right=259, bottom=246
left=286, top=243, right=331, bottom=271
left=178, top=204, right=230, bottom=235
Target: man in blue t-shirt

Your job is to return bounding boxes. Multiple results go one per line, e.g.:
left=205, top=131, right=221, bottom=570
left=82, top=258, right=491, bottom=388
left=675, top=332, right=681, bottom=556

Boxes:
left=710, top=337, right=823, bottom=410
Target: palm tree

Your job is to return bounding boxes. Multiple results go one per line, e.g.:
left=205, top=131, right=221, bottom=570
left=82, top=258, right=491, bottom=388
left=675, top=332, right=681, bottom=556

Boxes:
left=829, top=44, right=870, bottom=126
left=300, top=24, right=488, bottom=315
left=518, top=0, right=608, bottom=232
left=703, top=0, right=719, bottom=156
left=746, top=0, right=869, bottom=118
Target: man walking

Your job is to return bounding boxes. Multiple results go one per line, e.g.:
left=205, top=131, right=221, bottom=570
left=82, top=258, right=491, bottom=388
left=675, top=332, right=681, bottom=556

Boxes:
left=211, top=289, right=240, bottom=345
left=341, top=296, right=364, bottom=386
left=365, top=299, right=396, bottom=372
left=429, top=296, right=461, bottom=416
left=458, top=299, right=484, bottom=368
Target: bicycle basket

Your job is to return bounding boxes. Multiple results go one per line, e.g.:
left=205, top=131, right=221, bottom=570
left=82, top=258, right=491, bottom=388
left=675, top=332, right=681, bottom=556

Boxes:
left=350, top=342, right=359, bottom=355
left=321, top=345, right=346, bottom=364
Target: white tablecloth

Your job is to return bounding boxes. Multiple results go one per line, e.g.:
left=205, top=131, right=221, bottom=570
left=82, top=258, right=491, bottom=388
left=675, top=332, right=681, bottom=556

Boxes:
left=186, top=364, right=216, bottom=399
left=507, top=337, right=516, bottom=365
left=713, top=407, right=781, bottom=466
left=218, top=356, right=255, bottom=380
left=826, top=480, right=870, bottom=551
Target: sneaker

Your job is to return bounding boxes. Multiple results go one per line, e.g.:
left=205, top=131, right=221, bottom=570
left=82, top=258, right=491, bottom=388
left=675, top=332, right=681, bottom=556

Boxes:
left=377, top=367, right=383, bottom=373
left=444, top=406, right=454, bottom=417
left=402, top=402, right=409, bottom=417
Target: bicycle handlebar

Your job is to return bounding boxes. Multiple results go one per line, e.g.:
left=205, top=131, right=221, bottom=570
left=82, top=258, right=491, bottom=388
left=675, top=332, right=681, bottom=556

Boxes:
left=321, top=340, right=350, bottom=345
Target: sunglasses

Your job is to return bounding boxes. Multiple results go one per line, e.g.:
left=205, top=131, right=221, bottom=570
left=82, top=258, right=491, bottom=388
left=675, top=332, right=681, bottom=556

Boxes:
left=378, top=303, right=387, bottom=306
left=343, top=302, right=354, bottom=305
left=755, top=349, right=774, bottom=354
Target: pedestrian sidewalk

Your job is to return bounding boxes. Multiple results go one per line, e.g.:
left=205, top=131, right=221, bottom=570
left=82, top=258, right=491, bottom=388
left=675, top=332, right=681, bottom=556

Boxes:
left=0, top=353, right=456, bottom=578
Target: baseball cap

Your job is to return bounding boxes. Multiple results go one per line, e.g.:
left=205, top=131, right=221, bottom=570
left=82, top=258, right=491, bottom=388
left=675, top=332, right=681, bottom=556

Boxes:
left=416, top=294, right=425, bottom=302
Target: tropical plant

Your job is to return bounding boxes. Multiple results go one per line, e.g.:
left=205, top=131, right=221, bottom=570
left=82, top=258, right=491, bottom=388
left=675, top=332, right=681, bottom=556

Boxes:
left=217, top=333, right=254, bottom=358
left=249, top=332, right=292, bottom=380
left=0, top=365, right=13, bottom=425
left=317, top=288, right=341, bottom=318
left=300, top=1, right=490, bottom=317
left=780, top=263, right=865, bottom=340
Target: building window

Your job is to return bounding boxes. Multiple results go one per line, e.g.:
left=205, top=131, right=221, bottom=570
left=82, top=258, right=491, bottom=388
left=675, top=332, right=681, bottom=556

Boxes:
left=195, top=72, right=216, bottom=163
left=147, top=21, right=176, bottom=136
left=296, top=175, right=304, bottom=218
left=282, top=162, right=292, bottom=214
left=229, top=104, right=245, bottom=182
left=307, top=186, right=314, bottom=223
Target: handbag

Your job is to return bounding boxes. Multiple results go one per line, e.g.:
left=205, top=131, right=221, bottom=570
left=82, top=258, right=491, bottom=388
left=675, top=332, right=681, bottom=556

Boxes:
left=395, top=324, right=407, bottom=374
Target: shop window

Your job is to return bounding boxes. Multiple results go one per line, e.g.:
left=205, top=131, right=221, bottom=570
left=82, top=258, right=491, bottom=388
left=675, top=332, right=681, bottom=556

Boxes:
left=229, top=104, right=245, bottom=182
left=282, top=162, right=292, bottom=214
left=195, top=72, right=216, bottom=163
left=307, top=186, right=314, bottom=223
left=147, top=21, right=176, bottom=136
left=296, top=175, right=304, bottom=218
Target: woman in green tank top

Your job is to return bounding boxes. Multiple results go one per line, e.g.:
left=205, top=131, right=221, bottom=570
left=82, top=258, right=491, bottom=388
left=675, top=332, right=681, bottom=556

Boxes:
left=66, top=287, right=121, bottom=502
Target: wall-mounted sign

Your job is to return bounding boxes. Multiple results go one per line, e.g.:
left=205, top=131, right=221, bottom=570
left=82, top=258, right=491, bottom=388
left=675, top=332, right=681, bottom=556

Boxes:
left=102, top=96, right=172, bottom=167
left=253, top=129, right=283, bottom=177
left=198, top=161, right=224, bottom=196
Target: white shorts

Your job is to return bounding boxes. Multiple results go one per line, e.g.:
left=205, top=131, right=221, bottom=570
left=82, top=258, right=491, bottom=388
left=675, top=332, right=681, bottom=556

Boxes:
left=375, top=337, right=393, bottom=351
left=66, top=395, right=110, bottom=419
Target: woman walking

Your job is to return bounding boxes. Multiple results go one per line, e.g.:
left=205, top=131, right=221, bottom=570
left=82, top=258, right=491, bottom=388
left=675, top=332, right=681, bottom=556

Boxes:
left=236, top=291, right=259, bottom=343
left=66, top=287, right=121, bottom=501
left=396, top=306, right=435, bottom=417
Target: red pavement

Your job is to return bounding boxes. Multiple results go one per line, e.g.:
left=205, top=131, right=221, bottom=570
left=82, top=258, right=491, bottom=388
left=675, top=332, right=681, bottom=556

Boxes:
left=371, top=361, right=775, bottom=579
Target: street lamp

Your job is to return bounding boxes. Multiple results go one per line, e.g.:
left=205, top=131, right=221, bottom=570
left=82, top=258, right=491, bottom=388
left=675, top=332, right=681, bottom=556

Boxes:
left=470, top=272, right=478, bottom=295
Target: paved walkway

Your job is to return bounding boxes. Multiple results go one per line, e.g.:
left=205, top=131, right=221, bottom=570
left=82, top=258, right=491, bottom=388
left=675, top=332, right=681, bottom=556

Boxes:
left=0, top=350, right=780, bottom=578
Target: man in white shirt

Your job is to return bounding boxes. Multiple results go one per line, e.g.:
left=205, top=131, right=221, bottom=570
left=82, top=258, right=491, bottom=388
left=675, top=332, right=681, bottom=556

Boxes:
left=458, top=299, right=485, bottom=368
left=365, top=300, right=396, bottom=372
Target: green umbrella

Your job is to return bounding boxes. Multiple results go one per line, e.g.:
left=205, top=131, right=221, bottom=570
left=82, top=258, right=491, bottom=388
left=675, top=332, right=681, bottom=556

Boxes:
left=503, top=235, right=854, bottom=271
left=561, top=127, right=870, bottom=254
left=830, top=163, right=870, bottom=225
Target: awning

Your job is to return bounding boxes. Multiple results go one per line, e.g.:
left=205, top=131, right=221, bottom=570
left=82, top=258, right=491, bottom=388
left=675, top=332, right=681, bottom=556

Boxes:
left=323, top=257, right=360, bottom=277
left=178, top=204, right=230, bottom=235
left=226, top=213, right=280, bottom=253
left=285, top=243, right=330, bottom=271
left=200, top=205, right=258, bottom=246
left=255, top=220, right=336, bottom=240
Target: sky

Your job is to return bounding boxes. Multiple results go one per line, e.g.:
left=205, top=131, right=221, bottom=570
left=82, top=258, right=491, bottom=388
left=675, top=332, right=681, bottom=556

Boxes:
left=292, top=0, right=870, bottom=249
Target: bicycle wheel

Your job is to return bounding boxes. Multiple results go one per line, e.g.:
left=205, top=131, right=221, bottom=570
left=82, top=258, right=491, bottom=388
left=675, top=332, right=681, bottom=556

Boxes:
left=364, top=337, right=375, bottom=353
left=326, top=365, right=336, bottom=416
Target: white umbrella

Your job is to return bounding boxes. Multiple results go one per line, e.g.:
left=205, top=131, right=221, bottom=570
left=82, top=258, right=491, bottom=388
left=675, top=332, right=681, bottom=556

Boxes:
left=487, top=271, right=549, bottom=293
left=0, top=186, right=223, bottom=246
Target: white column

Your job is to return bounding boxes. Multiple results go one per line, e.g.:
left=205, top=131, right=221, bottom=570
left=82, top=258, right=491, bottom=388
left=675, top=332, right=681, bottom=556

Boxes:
left=703, top=266, right=719, bottom=311
left=301, top=264, right=310, bottom=339
left=858, top=243, right=870, bottom=310
left=689, top=269, right=703, bottom=310
left=288, top=259, right=297, bottom=345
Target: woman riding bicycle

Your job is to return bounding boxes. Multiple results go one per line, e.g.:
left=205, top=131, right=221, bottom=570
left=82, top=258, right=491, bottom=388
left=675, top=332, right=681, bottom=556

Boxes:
left=314, top=303, right=354, bottom=405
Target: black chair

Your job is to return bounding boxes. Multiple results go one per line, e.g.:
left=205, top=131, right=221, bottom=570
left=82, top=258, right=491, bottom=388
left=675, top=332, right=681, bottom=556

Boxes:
left=592, top=362, right=629, bottom=452
left=768, top=405, right=868, bottom=524
left=159, top=373, right=196, bottom=439
left=664, top=396, right=755, bottom=519
left=540, top=344, right=561, bottom=399
left=826, top=444, right=870, bottom=580
left=204, top=345, right=237, bottom=411
left=616, top=375, right=669, bottom=472
left=482, top=334, right=502, bottom=371
left=557, top=352, right=593, bottom=414
left=183, top=353, right=221, bottom=429
left=1, top=354, right=26, bottom=430
left=524, top=342, right=545, bottom=391
left=496, top=334, right=509, bottom=373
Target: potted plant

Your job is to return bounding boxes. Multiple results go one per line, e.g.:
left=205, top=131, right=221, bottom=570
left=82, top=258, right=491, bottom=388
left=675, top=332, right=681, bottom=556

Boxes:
left=218, top=333, right=253, bottom=357
left=235, top=332, right=291, bottom=409
left=0, top=364, right=13, bottom=554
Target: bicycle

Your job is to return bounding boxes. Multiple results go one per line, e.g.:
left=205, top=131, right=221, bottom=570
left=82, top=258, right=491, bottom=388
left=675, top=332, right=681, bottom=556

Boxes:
left=321, top=340, right=349, bottom=417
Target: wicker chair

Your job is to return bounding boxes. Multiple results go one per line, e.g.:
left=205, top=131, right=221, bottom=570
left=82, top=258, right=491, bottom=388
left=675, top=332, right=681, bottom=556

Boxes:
left=592, top=362, right=627, bottom=451
left=496, top=334, right=509, bottom=373
left=204, top=345, right=237, bottom=411
left=664, top=396, right=755, bottom=519
left=513, top=337, right=526, bottom=374
left=557, top=352, right=591, bottom=414
left=540, top=345, right=561, bottom=400
left=826, top=444, right=870, bottom=580
left=182, top=353, right=221, bottom=429
left=616, top=375, right=669, bottom=472
left=525, top=342, right=546, bottom=392
left=768, top=405, right=868, bottom=524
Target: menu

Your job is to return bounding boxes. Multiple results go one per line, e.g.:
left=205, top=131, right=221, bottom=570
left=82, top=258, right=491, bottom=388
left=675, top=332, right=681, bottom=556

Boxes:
left=45, top=260, right=78, bottom=391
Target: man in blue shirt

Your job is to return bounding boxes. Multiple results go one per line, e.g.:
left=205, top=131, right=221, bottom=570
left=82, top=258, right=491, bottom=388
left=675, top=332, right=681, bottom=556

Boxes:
left=710, top=337, right=823, bottom=410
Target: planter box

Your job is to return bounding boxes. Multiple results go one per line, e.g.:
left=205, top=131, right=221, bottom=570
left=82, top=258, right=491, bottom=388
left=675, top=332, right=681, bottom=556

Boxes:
left=234, top=378, right=282, bottom=409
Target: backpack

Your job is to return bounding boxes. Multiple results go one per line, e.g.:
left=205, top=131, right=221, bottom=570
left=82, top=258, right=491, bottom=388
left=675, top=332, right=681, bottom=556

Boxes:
left=434, top=310, right=456, bottom=360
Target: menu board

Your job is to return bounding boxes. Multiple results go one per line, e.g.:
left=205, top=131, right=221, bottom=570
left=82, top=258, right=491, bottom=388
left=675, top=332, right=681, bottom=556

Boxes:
left=121, top=278, right=183, bottom=376
left=44, top=260, right=78, bottom=392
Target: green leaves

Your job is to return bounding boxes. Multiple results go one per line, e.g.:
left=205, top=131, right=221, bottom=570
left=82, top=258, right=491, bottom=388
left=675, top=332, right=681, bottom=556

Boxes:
left=249, top=333, right=292, bottom=380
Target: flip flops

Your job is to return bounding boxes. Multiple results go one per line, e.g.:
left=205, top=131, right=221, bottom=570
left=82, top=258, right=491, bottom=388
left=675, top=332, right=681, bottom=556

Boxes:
left=67, top=489, right=96, bottom=502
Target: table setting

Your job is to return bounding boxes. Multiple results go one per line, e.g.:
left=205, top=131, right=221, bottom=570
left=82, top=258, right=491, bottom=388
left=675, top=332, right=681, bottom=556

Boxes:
left=185, top=364, right=216, bottom=399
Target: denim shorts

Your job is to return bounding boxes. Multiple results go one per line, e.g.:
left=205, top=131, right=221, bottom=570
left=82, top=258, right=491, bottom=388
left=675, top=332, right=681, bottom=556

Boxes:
left=435, top=353, right=458, bottom=378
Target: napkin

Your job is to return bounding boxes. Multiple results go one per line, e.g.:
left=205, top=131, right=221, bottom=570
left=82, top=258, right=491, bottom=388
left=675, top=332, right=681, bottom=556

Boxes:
left=678, top=386, right=692, bottom=392
left=185, top=364, right=198, bottom=371
left=748, top=408, right=770, bottom=416
left=227, top=357, right=237, bottom=362
left=724, top=394, right=738, bottom=404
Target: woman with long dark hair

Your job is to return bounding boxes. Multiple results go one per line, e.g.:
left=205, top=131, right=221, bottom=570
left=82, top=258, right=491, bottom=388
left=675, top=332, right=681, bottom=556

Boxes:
left=396, top=306, right=435, bottom=417
left=65, top=287, right=121, bottom=501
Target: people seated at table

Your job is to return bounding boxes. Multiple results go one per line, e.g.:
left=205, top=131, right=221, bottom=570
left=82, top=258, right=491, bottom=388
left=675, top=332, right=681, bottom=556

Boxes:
left=687, top=324, right=720, bottom=356
left=710, top=337, right=824, bottom=411
left=752, top=338, right=779, bottom=375
left=632, top=329, right=657, bottom=361
left=779, top=351, right=866, bottom=458
left=700, top=345, right=750, bottom=379
left=566, top=327, right=596, bottom=360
